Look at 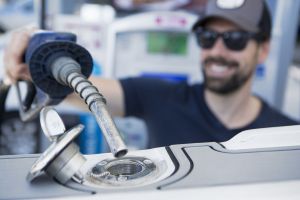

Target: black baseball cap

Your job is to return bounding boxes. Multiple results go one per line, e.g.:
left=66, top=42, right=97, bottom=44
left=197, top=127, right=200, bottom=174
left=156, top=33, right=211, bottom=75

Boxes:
left=192, top=0, right=272, bottom=41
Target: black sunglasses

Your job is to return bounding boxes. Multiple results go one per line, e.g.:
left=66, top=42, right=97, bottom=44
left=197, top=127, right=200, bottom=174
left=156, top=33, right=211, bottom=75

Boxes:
left=194, top=28, right=263, bottom=51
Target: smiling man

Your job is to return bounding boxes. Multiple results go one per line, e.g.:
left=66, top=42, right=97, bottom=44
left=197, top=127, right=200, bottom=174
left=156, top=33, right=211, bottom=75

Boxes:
left=3, top=0, right=298, bottom=148
left=191, top=0, right=274, bottom=130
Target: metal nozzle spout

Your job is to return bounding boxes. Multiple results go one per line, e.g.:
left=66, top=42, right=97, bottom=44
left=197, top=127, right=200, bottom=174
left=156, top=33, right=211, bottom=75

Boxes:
left=69, top=72, right=128, bottom=157
left=51, top=57, right=128, bottom=157
left=90, top=101, right=128, bottom=157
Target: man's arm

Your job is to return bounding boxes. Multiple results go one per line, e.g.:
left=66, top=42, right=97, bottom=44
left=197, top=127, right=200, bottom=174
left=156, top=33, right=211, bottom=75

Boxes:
left=4, top=29, right=125, bottom=117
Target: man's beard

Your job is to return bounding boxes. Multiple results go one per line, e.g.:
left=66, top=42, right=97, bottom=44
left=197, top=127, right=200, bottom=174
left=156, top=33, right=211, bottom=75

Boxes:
left=202, top=56, right=254, bottom=95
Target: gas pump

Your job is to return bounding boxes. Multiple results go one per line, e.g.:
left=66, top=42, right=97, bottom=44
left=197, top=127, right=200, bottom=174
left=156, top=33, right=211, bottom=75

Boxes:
left=105, top=11, right=201, bottom=82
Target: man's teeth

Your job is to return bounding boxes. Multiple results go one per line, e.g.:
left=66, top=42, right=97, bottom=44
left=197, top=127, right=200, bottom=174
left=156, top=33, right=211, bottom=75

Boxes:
left=211, top=65, right=228, bottom=73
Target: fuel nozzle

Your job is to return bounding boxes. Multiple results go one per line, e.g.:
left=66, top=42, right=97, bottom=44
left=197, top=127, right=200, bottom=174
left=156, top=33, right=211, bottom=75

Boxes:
left=25, top=31, right=128, bottom=158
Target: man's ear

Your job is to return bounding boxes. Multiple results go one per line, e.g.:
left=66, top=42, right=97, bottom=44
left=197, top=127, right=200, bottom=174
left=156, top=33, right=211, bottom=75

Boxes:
left=258, top=40, right=270, bottom=64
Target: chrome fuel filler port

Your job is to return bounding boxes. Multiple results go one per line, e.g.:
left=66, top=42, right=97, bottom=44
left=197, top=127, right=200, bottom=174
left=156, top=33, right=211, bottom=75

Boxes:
left=79, top=147, right=175, bottom=189
left=87, top=157, right=156, bottom=186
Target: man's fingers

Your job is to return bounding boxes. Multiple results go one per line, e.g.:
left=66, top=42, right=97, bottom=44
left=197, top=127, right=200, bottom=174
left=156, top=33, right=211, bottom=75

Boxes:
left=3, top=28, right=36, bottom=83
left=5, top=63, right=31, bottom=83
left=9, top=30, right=31, bottom=61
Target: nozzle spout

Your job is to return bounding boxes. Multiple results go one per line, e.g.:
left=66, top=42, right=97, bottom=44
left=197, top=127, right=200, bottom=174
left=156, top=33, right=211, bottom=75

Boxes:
left=51, top=57, right=128, bottom=158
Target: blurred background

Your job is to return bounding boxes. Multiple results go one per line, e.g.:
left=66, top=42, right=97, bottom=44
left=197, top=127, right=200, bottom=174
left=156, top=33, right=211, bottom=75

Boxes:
left=0, top=0, right=299, bottom=155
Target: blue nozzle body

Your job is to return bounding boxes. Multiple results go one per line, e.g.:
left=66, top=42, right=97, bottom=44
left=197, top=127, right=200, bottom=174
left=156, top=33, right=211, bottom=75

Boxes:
left=25, top=31, right=93, bottom=99
left=25, top=31, right=77, bottom=65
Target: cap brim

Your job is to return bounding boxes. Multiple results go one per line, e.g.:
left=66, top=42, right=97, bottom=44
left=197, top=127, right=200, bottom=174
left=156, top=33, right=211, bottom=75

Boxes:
left=192, top=14, right=259, bottom=33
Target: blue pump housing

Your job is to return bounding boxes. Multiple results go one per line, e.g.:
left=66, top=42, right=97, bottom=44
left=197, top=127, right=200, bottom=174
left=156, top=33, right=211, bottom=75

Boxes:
left=25, top=31, right=93, bottom=99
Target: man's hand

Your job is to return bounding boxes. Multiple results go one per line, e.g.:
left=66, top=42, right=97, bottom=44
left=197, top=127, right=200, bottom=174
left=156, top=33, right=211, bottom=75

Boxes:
left=3, top=28, right=37, bottom=84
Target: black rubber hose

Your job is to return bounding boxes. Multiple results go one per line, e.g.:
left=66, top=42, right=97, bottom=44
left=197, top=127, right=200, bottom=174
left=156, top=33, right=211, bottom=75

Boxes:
left=0, top=80, right=11, bottom=123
